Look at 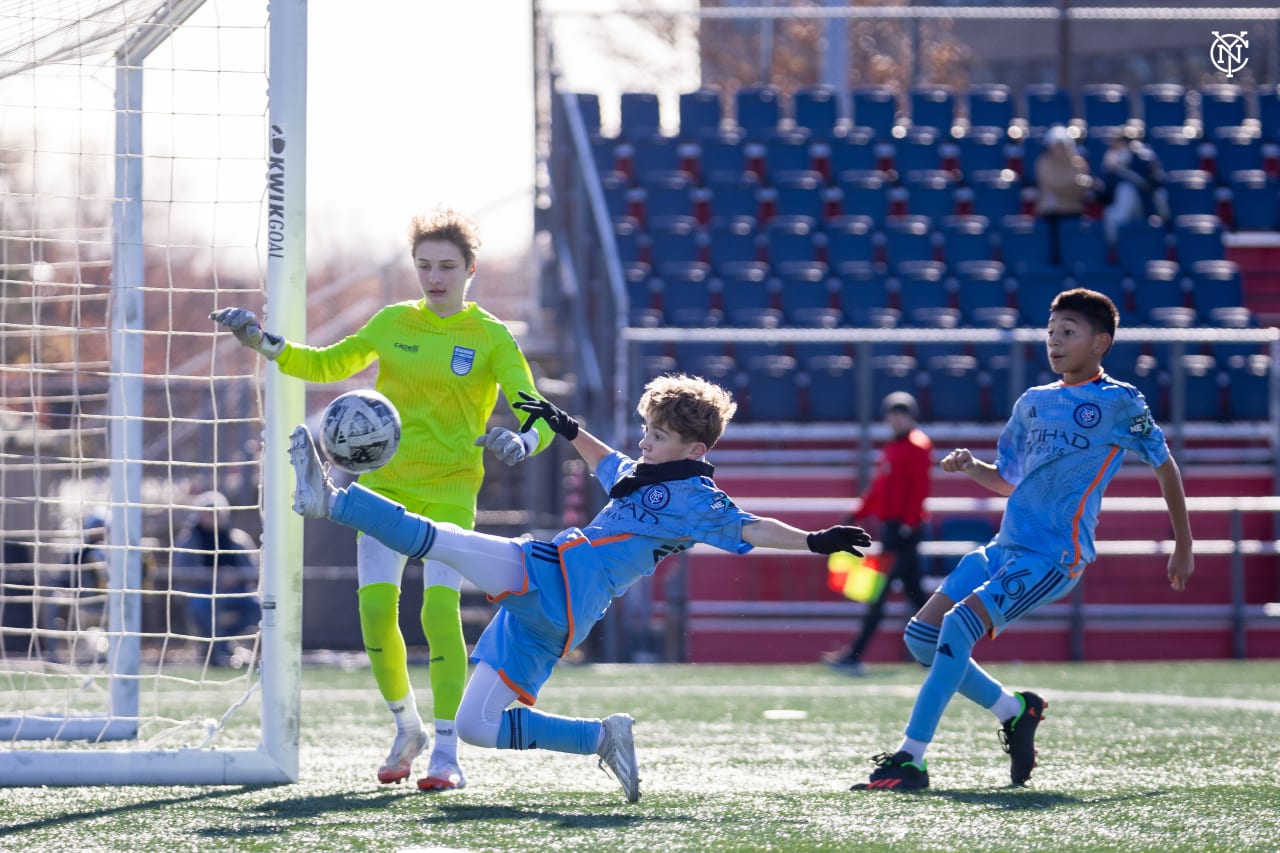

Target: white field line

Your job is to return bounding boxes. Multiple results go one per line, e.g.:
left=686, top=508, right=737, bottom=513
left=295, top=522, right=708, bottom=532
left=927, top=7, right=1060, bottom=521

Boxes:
left=303, top=684, right=1280, bottom=713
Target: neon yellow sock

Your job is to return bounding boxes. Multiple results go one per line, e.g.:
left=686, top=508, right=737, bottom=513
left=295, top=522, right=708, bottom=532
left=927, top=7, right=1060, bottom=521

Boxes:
left=421, top=585, right=466, bottom=722
left=358, top=582, right=410, bottom=702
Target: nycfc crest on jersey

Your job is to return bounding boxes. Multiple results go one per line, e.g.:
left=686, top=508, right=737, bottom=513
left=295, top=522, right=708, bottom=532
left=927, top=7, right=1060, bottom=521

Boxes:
left=450, top=346, right=476, bottom=376
left=640, top=485, right=670, bottom=510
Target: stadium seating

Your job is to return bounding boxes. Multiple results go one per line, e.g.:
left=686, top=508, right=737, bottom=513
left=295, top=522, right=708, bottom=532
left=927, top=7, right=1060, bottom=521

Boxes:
left=997, top=214, right=1054, bottom=276
left=718, top=260, right=775, bottom=326
left=1134, top=259, right=1186, bottom=322
left=620, top=91, right=662, bottom=139
left=910, top=84, right=956, bottom=132
left=804, top=355, right=858, bottom=422
left=871, top=354, right=921, bottom=403
left=778, top=261, right=837, bottom=327
left=903, top=169, right=957, bottom=222
left=851, top=85, right=898, bottom=139
left=657, top=261, right=716, bottom=327
left=836, top=261, right=895, bottom=327
left=1114, top=217, right=1169, bottom=275
left=883, top=214, right=936, bottom=270
left=648, top=214, right=701, bottom=267
left=678, top=87, right=723, bottom=140
left=742, top=355, right=801, bottom=421
left=1172, top=214, right=1225, bottom=266
left=770, top=170, right=825, bottom=221
left=825, top=214, right=877, bottom=270
left=1228, top=170, right=1280, bottom=231
left=1081, top=83, right=1130, bottom=129
left=1179, top=354, right=1225, bottom=421
left=1024, top=83, right=1073, bottom=129
left=764, top=215, right=819, bottom=266
left=892, top=126, right=943, bottom=176
left=1196, top=84, right=1248, bottom=136
left=1165, top=169, right=1218, bottom=218
left=1187, top=259, right=1244, bottom=317
left=575, top=93, right=602, bottom=134
left=837, top=169, right=891, bottom=223
left=934, top=516, right=998, bottom=574
left=925, top=354, right=984, bottom=421
left=601, top=170, right=631, bottom=219
left=1141, top=83, right=1187, bottom=131
left=966, top=83, right=1013, bottom=130
left=793, top=85, right=840, bottom=140
left=1225, top=354, right=1273, bottom=420
left=940, top=214, right=993, bottom=268
left=735, top=84, right=782, bottom=138
left=968, top=170, right=1022, bottom=222
left=762, top=130, right=814, bottom=182
left=613, top=216, right=642, bottom=265
left=1055, top=216, right=1112, bottom=275
left=640, top=170, right=696, bottom=223
left=1259, top=84, right=1280, bottom=143
left=827, top=126, right=879, bottom=175
left=953, top=259, right=1010, bottom=325
left=955, top=126, right=1008, bottom=175
left=699, top=132, right=749, bottom=181
left=625, top=133, right=681, bottom=182
left=894, top=259, right=950, bottom=325
left=706, top=215, right=759, bottom=271
left=1211, top=126, right=1264, bottom=178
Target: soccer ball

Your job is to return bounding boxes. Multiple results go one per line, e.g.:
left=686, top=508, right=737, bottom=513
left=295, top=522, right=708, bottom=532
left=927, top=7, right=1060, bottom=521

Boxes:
left=319, top=390, right=401, bottom=474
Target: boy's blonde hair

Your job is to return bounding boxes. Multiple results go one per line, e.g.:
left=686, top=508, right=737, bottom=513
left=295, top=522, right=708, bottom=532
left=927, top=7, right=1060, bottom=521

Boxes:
left=637, top=374, right=737, bottom=449
left=408, top=207, right=482, bottom=267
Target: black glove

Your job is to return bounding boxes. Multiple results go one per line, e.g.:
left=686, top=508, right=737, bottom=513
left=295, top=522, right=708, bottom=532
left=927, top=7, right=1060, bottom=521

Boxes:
left=514, top=391, right=580, bottom=440
left=806, top=525, right=872, bottom=557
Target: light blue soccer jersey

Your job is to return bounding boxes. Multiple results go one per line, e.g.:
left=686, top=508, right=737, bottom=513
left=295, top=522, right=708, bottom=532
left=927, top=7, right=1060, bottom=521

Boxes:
left=994, top=371, right=1170, bottom=573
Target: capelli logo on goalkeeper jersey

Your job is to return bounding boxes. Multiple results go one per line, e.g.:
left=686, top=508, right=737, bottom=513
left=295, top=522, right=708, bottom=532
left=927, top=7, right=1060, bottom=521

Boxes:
left=451, top=346, right=476, bottom=376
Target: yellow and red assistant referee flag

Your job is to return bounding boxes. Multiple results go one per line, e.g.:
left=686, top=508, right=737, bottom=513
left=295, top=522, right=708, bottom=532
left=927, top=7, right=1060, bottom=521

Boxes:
left=826, top=551, right=886, bottom=603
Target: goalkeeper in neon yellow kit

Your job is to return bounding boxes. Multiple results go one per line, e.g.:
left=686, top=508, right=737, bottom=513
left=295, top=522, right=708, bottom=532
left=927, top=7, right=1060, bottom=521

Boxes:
left=211, top=208, right=553, bottom=790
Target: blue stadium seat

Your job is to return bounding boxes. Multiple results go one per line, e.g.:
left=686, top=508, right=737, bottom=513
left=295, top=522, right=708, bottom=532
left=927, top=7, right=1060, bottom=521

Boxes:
left=1082, top=125, right=1121, bottom=177
left=1056, top=216, right=1112, bottom=275
left=1129, top=352, right=1168, bottom=421
left=591, top=134, right=620, bottom=176
left=771, top=170, right=825, bottom=221
left=954, top=259, right=1009, bottom=325
left=851, top=85, right=898, bottom=139
left=620, top=92, right=662, bottom=140
left=892, top=127, right=942, bottom=176
left=626, top=133, right=681, bottom=183
left=804, top=355, right=858, bottom=422
left=707, top=172, right=761, bottom=224
left=903, top=169, right=957, bottom=222
left=762, top=130, right=813, bottom=182
left=997, top=214, right=1054, bottom=276
left=883, top=215, right=936, bottom=271
left=825, top=214, right=877, bottom=270
left=1134, top=260, right=1186, bottom=324
left=827, top=126, right=878, bottom=175
left=613, top=216, right=642, bottom=265
left=837, top=261, right=895, bottom=326
left=673, top=340, right=729, bottom=371
left=707, top=215, right=760, bottom=271
left=600, top=170, right=631, bottom=220
left=1082, top=84, right=1130, bottom=130
left=1141, top=83, right=1187, bottom=131
left=1114, top=217, right=1169, bottom=275
left=625, top=267, right=659, bottom=316
left=871, top=354, right=921, bottom=403
left=1207, top=306, right=1263, bottom=363
left=648, top=214, right=701, bottom=267
left=638, top=354, right=679, bottom=385
left=1023, top=84, right=1073, bottom=129
left=969, top=170, right=1022, bottom=223
left=1013, top=269, right=1071, bottom=326
left=1211, top=126, right=1264, bottom=178
left=955, top=126, right=1008, bottom=175
left=778, top=261, right=837, bottom=326
left=679, top=87, right=723, bottom=140
left=1172, top=214, right=1224, bottom=266
left=1197, top=84, right=1248, bottom=136
left=1259, top=84, right=1280, bottom=143
left=794, top=85, right=841, bottom=140
left=718, top=260, right=776, bottom=325
left=910, top=85, right=955, bottom=132
left=743, top=355, right=801, bottom=422
left=925, top=354, right=984, bottom=422
left=699, top=132, right=748, bottom=182
left=735, top=84, right=782, bottom=138
left=1146, top=126, right=1201, bottom=174
left=1225, top=354, right=1272, bottom=420
left=575, top=93, right=602, bottom=135
left=1165, top=169, right=1218, bottom=218
left=894, top=259, right=951, bottom=326
left=1228, top=170, right=1280, bottom=231
left=640, top=170, right=695, bottom=223
left=941, top=214, right=993, bottom=268
left=837, top=169, right=890, bottom=223
left=1179, top=354, right=1225, bottom=421
left=657, top=261, right=716, bottom=326
left=765, top=215, right=819, bottom=266
left=1187, top=259, right=1243, bottom=317
left=967, top=84, right=1013, bottom=131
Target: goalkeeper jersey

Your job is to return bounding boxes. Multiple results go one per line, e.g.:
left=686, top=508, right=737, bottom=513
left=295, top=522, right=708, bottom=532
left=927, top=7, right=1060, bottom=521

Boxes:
left=994, top=370, right=1170, bottom=574
left=274, top=299, right=551, bottom=512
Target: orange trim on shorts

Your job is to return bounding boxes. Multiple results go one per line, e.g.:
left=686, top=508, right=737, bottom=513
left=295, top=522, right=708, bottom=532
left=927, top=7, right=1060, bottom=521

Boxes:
left=486, top=555, right=531, bottom=603
left=496, top=667, right=537, bottom=706
left=556, top=534, right=633, bottom=658
left=1068, top=445, right=1121, bottom=576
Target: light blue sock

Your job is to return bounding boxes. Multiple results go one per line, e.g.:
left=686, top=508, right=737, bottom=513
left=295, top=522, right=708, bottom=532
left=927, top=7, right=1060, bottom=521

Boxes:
left=498, top=707, right=602, bottom=755
left=331, top=483, right=436, bottom=559
left=904, top=616, right=1004, bottom=711
left=905, top=603, right=985, bottom=743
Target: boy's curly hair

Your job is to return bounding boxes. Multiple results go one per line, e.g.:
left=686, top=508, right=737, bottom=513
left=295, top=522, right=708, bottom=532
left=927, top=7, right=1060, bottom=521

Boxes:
left=638, top=374, right=737, bottom=449
left=408, top=207, right=482, bottom=267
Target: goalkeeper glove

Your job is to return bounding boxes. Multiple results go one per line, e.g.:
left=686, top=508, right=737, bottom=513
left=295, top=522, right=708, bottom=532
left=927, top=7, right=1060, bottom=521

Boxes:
left=806, top=525, right=872, bottom=557
left=473, top=426, right=540, bottom=467
left=210, top=307, right=284, bottom=361
left=514, top=391, right=580, bottom=441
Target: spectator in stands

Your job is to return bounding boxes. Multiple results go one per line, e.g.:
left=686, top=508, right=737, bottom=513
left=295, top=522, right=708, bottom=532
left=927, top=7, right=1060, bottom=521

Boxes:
left=1101, top=127, right=1169, bottom=244
left=172, top=490, right=261, bottom=667
left=851, top=288, right=1194, bottom=792
left=1034, top=125, right=1094, bottom=266
left=211, top=207, right=554, bottom=791
left=822, top=392, right=932, bottom=676
left=287, top=373, right=872, bottom=803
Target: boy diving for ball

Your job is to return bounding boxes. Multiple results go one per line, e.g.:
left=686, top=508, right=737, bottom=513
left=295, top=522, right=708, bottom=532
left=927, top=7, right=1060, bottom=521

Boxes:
left=851, top=288, right=1194, bottom=792
left=288, top=373, right=872, bottom=802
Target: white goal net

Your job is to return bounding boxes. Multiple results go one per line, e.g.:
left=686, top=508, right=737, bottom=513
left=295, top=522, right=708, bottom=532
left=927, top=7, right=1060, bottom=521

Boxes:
left=0, top=0, right=306, bottom=784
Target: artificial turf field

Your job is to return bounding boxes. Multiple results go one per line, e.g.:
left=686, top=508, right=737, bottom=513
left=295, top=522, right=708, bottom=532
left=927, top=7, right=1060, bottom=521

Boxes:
left=2, top=660, right=1278, bottom=852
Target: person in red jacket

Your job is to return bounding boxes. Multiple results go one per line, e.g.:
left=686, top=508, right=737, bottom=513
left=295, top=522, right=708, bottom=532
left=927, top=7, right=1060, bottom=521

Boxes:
left=823, top=392, right=933, bottom=675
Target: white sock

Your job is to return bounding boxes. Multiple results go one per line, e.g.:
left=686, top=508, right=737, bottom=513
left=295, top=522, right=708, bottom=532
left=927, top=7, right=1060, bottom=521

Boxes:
left=388, top=691, right=423, bottom=736
left=433, top=718, right=458, bottom=758
left=896, top=736, right=929, bottom=764
left=992, top=691, right=1022, bottom=724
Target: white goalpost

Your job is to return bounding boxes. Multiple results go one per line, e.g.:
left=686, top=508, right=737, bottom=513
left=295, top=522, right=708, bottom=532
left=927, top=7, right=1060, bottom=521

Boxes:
left=0, top=0, right=306, bottom=784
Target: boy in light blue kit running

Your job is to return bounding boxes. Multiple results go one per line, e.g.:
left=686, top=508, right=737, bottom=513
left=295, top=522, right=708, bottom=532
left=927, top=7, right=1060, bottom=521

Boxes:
left=853, top=287, right=1194, bottom=791
left=290, top=373, right=871, bottom=802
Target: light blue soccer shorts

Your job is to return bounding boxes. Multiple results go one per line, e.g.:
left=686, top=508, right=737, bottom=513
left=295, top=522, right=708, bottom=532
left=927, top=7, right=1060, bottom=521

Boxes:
left=937, top=542, right=1080, bottom=636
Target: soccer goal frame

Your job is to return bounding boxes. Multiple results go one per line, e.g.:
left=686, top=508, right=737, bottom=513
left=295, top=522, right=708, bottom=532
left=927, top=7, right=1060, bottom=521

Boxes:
left=0, top=0, right=306, bottom=785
